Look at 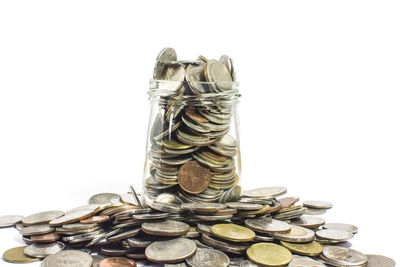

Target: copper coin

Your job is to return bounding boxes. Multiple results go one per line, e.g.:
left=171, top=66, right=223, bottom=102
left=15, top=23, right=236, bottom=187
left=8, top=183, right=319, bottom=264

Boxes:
left=80, top=216, right=110, bottom=224
left=99, top=257, right=137, bottom=267
left=278, top=197, right=299, bottom=209
left=178, top=161, right=211, bottom=194
left=30, top=232, right=60, bottom=243
left=185, top=105, right=209, bottom=123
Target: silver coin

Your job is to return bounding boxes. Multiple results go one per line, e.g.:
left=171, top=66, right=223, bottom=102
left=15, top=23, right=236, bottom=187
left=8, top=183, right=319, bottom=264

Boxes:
left=154, top=47, right=177, bottom=80
left=50, top=205, right=99, bottom=226
left=186, top=64, right=208, bottom=94
left=0, top=215, right=23, bottom=228
left=24, top=242, right=65, bottom=258
left=290, top=216, right=325, bottom=229
left=142, top=220, right=190, bottom=236
left=42, top=250, right=93, bottom=267
left=219, top=55, right=232, bottom=74
left=186, top=248, right=230, bottom=267
left=145, top=237, right=196, bottom=263
left=89, top=193, right=121, bottom=206
left=366, top=254, right=396, bottom=267
left=19, top=224, right=54, bottom=236
left=22, top=210, right=64, bottom=226
left=160, top=65, right=186, bottom=91
left=305, top=208, right=327, bottom=215
left=243, top=186, right=287, bottom=199
left=205, top=60, right=233, bottom=92
left=226, top=202, right=262, bottom=211
left=240, top=260, right=262, bottom=267
left=303, top=200, right=333, bottom=209
left=316, top=229, right=353, bottom=242
left=322, top=246, right=368, bottom=266
left=323, top=223, right=359, bottom=234
left=244, top=218, right=291, bottom=234
left=272, top=225, right=315, bottom=243
left=288, top=256, right=327, bottom=267
left=194, top=214, right=233, bottom=221
left=106, top=227, right=141, bottom=243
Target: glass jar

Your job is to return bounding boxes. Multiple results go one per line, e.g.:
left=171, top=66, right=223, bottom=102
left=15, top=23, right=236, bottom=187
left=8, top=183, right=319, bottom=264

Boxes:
left=142, top=79, right=241, bottom=206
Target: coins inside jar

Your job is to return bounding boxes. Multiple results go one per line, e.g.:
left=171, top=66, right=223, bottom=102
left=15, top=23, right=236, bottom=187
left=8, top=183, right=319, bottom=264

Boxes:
left=145, top=48, right=240, bottom=204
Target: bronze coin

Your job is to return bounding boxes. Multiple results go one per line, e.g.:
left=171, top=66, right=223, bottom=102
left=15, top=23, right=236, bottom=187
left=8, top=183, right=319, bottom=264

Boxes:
left=29, top=232, right=60, bottom=243
left=178, top=161, right=211, bottom=194
left=185, top=105, right=209, bottom=123
left=80, top=216, right=110, bottom=224
left=99, top=257, right=137, bottom=267
left=278, top=197, right=299, bottom=209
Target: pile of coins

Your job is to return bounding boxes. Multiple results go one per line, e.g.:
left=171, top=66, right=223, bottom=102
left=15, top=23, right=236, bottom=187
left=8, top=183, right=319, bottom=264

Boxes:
left=144, top=48, right=241, bottom=205
left=0, top=49, right=396, bottom=266
left=0, top=186, right=396, bottom=266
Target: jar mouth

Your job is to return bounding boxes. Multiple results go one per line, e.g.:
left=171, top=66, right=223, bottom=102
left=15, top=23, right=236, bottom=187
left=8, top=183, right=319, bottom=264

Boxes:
left=148, top=79, right=240, bottom=99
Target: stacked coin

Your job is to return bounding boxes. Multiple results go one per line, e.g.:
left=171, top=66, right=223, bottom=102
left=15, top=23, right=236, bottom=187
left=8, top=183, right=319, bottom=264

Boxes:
left=0, top=188, right=396, bottom=266
left=144, top=47, right=241, bottom=204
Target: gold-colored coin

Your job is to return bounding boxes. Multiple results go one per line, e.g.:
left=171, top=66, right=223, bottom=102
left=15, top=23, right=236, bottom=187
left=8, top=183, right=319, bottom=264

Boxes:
left=247, top=243, right=292, bottom=267
left=211, top=223, right=255, bottom=242
left=3, top=246, right=40, bottom=263
left=161, top=139, right=192, bottom=150
left=280, top=241, right=323, bottom=256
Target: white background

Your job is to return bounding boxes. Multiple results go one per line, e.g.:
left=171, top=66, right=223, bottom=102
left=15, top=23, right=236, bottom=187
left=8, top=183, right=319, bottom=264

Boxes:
left=1, top=0, right=399, bottom=265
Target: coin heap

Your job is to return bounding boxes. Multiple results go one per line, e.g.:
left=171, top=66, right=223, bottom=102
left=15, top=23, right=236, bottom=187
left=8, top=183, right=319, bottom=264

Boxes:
left=145, top=48, right=241, bottom=205
left=0, top=49, right=396, bottom=266
left=1, top=187, right=396, bottom=266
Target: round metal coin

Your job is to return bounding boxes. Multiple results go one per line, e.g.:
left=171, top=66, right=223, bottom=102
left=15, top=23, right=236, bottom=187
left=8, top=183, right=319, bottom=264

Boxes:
left=316, top=229, right=353, bottom=242
left=244, top=218, right=291, bottom=234
left=145, top=237, right=196, bottom=263
left=280, top=241, right=323, bottom=257
left=366, top=254, right=396, bottom=267
left=178, top=161, right=211, bottom=194
left=243, top=186, right=287, bottom=199
left=0, top=215, right=23, bottom=228
left=41, top=250, right=93, bottom=267
left=247, top=243, right=292, bottom=267
left=322, top=246, right=368, bottom=266
left=272, top=225, right=315, bottom=243
left=323, top=223, right=359, bottom=234
left=211, top=224, right=255, bottom=242
left=19, top=224, right=54, bottom=236
left=24, top=242, right=65, bottom=258
left=2, top=246, right=40, bottom=263
left=89, top=193, right=121, bottom=206
left=303, top=200, right=332, bottom=209
left=22, top=210, right=64, bottom=226
left=186, top=248, right=230, bottom=267
left=142, top=220, right=190, bottom=236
